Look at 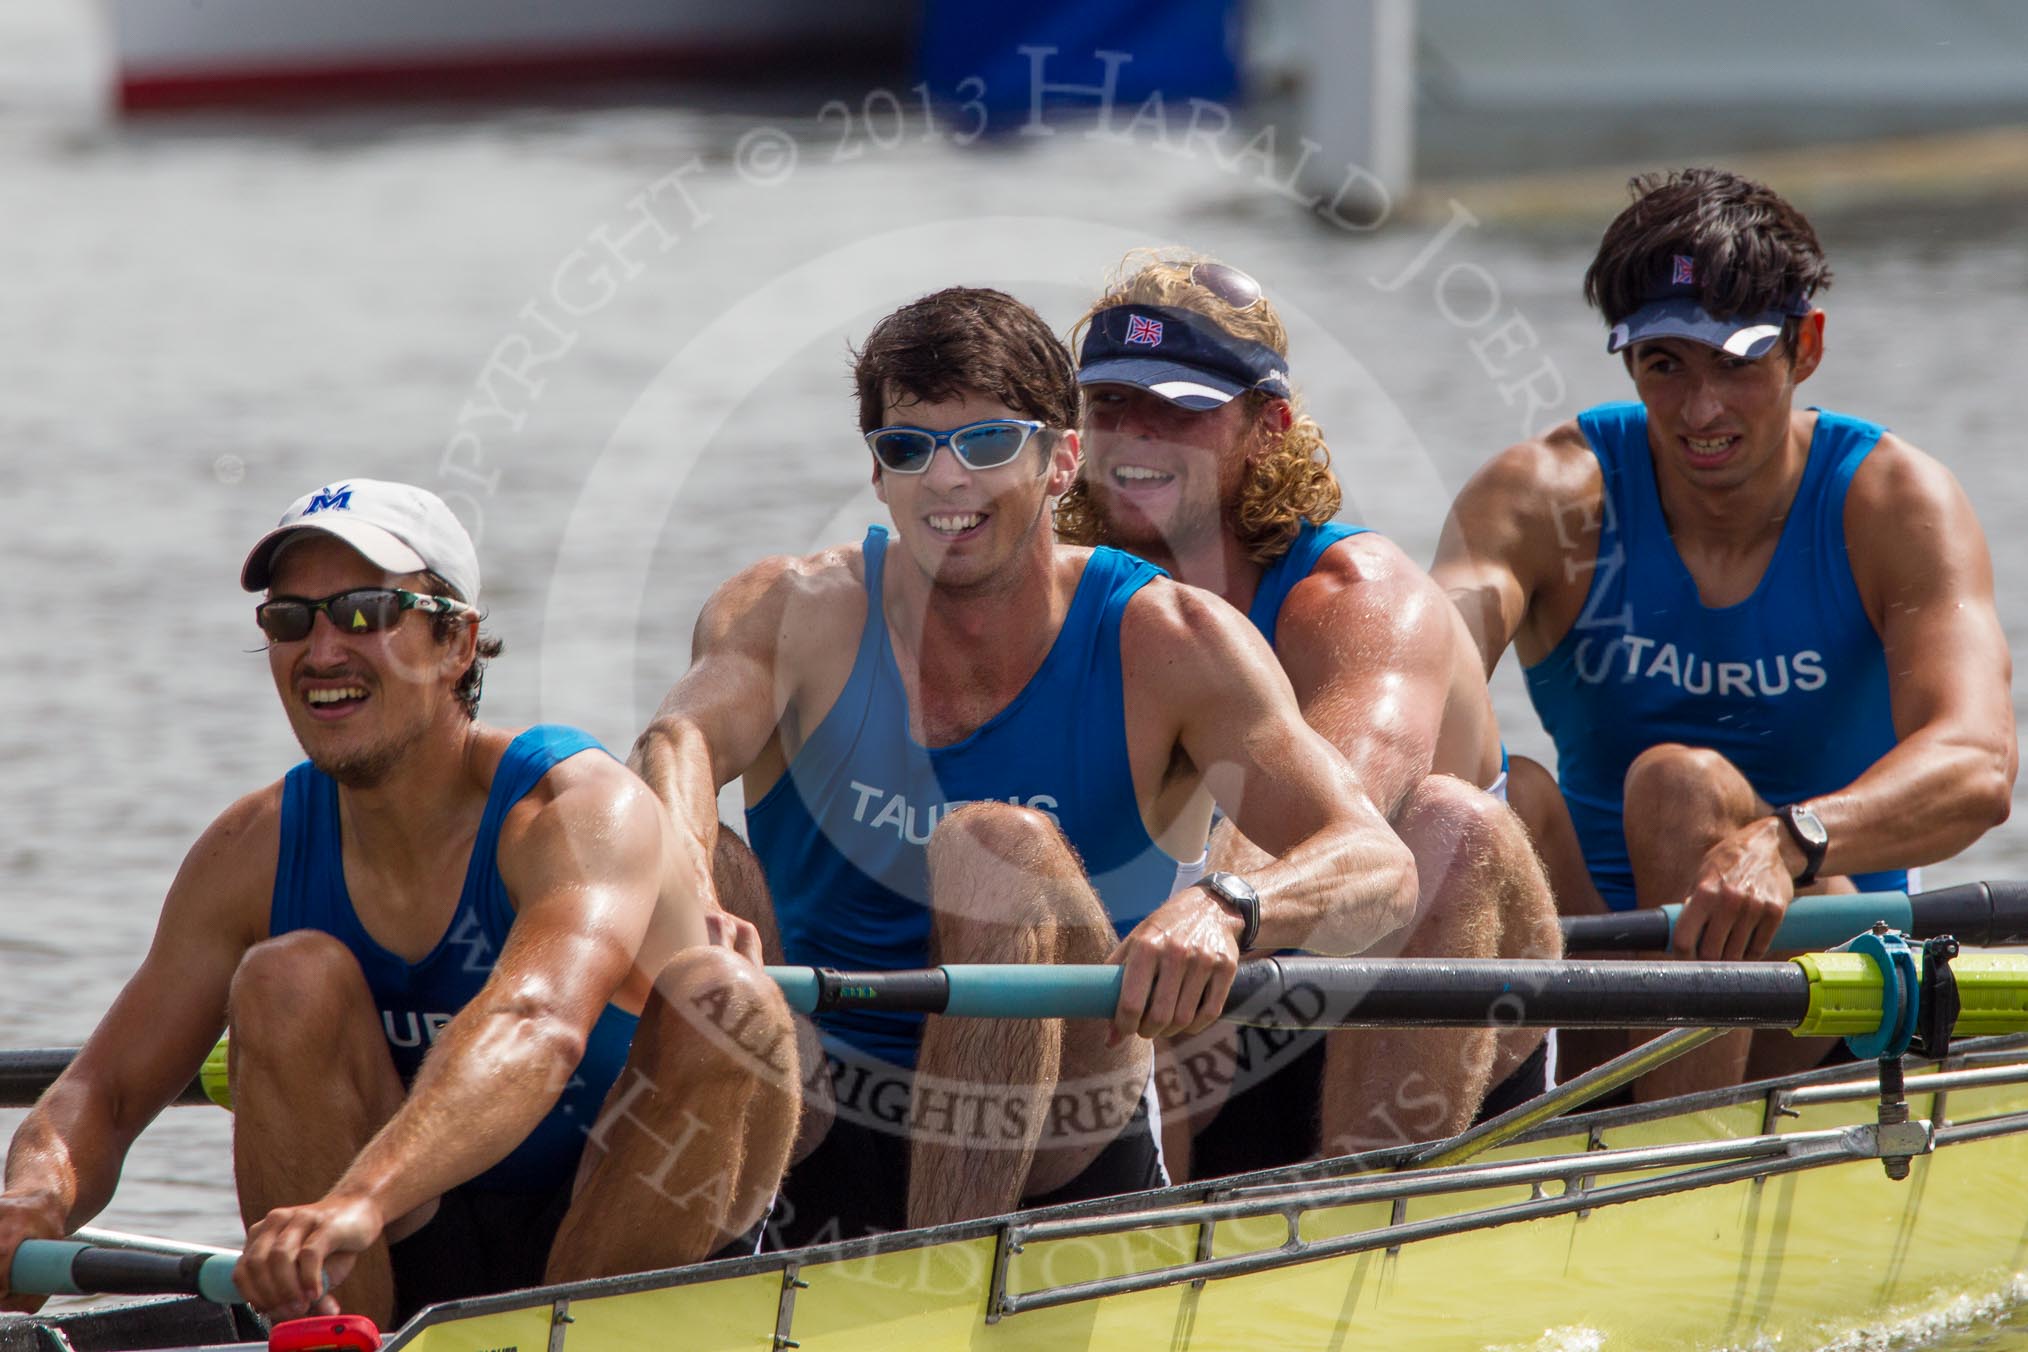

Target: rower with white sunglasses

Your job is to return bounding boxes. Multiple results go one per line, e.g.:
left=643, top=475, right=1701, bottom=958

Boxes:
left=630, top=286, right=1418, bottom=1248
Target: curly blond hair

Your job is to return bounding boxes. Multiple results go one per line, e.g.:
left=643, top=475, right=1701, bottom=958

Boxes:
left=1054, top=249, right=1340, bottom=563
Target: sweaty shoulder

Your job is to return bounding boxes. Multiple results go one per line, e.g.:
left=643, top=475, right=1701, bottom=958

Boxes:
left=172, top=779, right=285, bottom=945
left=1438, top=418, right=1608, bottom=669
left=496, top=731, right=658, bottom=855
left=1464, top=419, right=1602, bottom=524
left=692, top=544, right=868, bottom=666
left=1121, top=574, right=1287, bottom=693
left=1841, top=429, right=1989, bottom=606
left=1275, top=531, right=1453, bottom=665
left=1842, top=430, right=1961, bottom=524
left=1287, top=530, right=1425, bottom=609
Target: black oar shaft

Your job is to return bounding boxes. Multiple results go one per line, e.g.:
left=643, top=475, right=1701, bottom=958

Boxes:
left=0, top=1050, right=210, bottom=1110
left=1561, top=910, right=1670, bottom=952
left=70, top=1247, right=218, bottom=1296
left=1910, top=880, right=2028, bottom=945
left=1229, top=958, right=1811, bottom=1028
left=1560, top=881, right=2028, bottom=953
left=786, top=958, right=1817, bottom=1029
left=9, top=1240, right=241, bottom=1303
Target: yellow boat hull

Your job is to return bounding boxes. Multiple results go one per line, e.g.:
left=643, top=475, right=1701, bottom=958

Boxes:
left=395, top=1046, right=2028, bottom=1351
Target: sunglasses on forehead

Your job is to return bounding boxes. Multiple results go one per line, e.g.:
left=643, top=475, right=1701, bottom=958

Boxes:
left=255, top=587, right=477, bottom=643
left=1189, top=261, right=1263, bottom=311
left=864, top=419, right=1047, bottom=474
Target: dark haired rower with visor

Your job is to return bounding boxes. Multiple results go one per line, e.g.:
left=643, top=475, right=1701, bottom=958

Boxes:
left=1059, top=252, right=1562, bottom=1178
left=1435, top=167, right=2015, bottom=1098
left=0, top=478, right=799, bottom=1326
left=632, top=286, right=1418, bottom=1244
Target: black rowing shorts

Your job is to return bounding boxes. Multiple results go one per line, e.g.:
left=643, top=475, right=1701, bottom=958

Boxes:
left=764, top=1068, right=1165, bottom=1252
left=387, top=1180, right=764, bottom=1323
left=1191, top=1029, right=1553, bottom=1180
left=388, top=1181, right=572, bottom=1324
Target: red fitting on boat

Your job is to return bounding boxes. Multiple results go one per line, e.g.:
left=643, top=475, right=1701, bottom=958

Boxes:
left=268, top=1314, right=383, bottom=1351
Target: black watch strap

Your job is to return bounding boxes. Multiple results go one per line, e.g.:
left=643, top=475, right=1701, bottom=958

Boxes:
left=1195, top=871, right=1261, bottom=951
left=1776, top=803, right=1829, bottom=887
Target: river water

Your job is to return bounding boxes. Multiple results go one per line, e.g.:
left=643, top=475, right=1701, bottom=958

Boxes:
left=2, top=4, right=2026, bottom=1347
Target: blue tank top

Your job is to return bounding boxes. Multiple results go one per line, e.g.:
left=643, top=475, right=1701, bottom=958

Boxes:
left=271, top=724, right=640, bottom=1192
left=746, top=527, right=1197, bottom=1069
left=1523, top=403, right=1905, bottom=911
left=1247, top=519, right=1371, bottom=650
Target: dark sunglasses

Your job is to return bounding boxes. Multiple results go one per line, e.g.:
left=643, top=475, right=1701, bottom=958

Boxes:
left=1190, top=261, right=1263, bottom=311
left=864, top=419, right=1046, bottom=474
left=255, top=587, right=477, bottom=643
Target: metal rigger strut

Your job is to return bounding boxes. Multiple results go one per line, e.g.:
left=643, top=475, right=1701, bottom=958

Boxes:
left=1846, top=925, right=1960, bottom=1180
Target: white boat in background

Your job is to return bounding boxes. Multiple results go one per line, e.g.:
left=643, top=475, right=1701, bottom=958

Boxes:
left=102, top=0, right=916, bottom=112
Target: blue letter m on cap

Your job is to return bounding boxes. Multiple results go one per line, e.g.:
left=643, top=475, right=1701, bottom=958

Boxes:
left=304, top=485, right=353, bottom=514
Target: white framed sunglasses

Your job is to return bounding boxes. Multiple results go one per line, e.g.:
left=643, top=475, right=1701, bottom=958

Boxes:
left=863, top=419, right=1047, bottom=474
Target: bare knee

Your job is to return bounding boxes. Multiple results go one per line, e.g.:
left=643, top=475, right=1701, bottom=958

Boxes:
left=229, top=931, right=372, bottom=1045
left=1623, top=743, right=1752, bottom=820
left=644, top=947, right=798, bottom=1087
left=1397, top=774, right=1525, bottom=868
left=1395, top=775, right=1560, bottom=960
left=926, top=802, right=1062, bottom=876
left=710, top=826, right=781, bottom=959
left=925, top=803, right=1096, bottom=959
left=711, top=827, right=768, bottom=913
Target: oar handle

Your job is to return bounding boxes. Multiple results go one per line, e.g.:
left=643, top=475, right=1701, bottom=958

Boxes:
left=768, top=964, right=1128, bottom=1019
left=1560, top=882, right=2028, bottom=953
left=9, top=1239, right=242, bottom=1304
left=771, top=963, right=1316, bottom=1019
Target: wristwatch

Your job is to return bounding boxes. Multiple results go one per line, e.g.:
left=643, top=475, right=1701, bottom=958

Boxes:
left=1775, top=803, right=1829, bottom=887
left=1195, top=871, right=1261, bottom=951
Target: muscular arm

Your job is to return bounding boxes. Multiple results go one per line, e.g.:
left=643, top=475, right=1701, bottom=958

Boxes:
left=1184, top=599, right=1419, bottom=952
left=1108, top=584, right=1416, bottom=1040
left=1805, top=442, right=2014, bottom=872
left=1275, top=535, right=1466, bottom=819
left=628, top=558, right=814, bottom=929
left=1, top=792, right=272, bottom=1307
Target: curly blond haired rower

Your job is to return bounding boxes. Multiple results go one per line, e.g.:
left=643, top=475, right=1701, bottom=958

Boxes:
left=1060, top=252, right=1563, bottom=1180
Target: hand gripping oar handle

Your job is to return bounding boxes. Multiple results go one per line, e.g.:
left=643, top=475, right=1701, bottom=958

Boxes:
left=9, top=1239, right=242, bottom=1303
left=1559, top=881, right=2028, bottom=953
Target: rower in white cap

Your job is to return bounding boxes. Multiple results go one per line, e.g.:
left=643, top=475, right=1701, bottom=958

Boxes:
left=0, top=478, right=800, bottom=1327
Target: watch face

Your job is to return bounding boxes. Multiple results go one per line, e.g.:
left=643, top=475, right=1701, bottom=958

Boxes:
left=1792, top=806, right=1828, bottom=847
left=1206, top=871, right=1257, bottom=904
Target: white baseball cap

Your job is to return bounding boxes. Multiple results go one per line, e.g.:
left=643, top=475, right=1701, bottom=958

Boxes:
left=241, top=478, right=481, bottom=606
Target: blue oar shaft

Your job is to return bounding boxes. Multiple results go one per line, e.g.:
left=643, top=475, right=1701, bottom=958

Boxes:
left=9, top=1239, right=241, bottom=1303
left=767, top=964, right=1123, bottom=1019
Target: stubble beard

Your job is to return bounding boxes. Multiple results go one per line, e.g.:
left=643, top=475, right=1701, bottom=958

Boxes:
left=302, top=714, right=432, bottom=789
left=1090, top=475, right=1227, bottom=566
